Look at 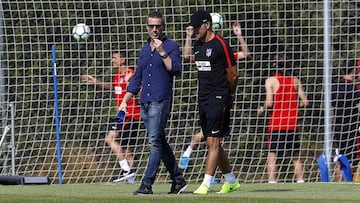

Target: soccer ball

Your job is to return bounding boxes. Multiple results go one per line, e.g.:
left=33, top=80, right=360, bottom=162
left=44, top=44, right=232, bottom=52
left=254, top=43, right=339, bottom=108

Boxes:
left=210, top=12, right=223, bottom=29
left=72, top=23, right=90, bottom=41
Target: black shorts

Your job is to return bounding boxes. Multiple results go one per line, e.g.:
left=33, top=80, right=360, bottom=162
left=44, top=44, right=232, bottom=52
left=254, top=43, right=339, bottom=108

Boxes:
left=110, top=119, right=140, bottom=146
left=198, top=94, right=232, bottom=139
left=333, top=130, right=360, bottom=165
left=268, top=130, right=301, bottom=157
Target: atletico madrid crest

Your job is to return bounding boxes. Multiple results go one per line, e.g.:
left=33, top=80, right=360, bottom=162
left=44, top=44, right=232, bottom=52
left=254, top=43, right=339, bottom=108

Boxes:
left=206, top=48, right=212, bottom=57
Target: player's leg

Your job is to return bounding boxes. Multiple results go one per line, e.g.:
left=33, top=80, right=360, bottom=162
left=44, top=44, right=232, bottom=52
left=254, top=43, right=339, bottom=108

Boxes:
left=115, top=120, right=139, bottom=183
left=179, top=130, right=204, bottom=169
left=216, top=97, right=239, bottom=193
left=194, top=95, right=238, bottom=194
left=292, top=158, right=304, bottom=183
left=193, top=136, right=218, bottom=194
left=193, top=100, right=213, bottom=194
left=105, top=130, right=128, bottom=168
left=267, top=152, right=277, bottom=183
left=289, top=131, right=304, bottom=183
left=267, top=131, right=279, bottom=183
left=121, top=148, right=133, bottom=167
left=105, top=130, right=129, bottom=182
left=117, top=147, right=135, bottom=183
left=108, top=122, right=135, bottom=183
left=217, top=145, right=240, bottom=193
left=121, top=119, right=140, bottom=168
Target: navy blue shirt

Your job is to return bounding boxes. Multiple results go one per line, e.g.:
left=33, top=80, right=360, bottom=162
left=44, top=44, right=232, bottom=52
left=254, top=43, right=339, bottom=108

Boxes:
left=127, top=35, right=182, bottom=103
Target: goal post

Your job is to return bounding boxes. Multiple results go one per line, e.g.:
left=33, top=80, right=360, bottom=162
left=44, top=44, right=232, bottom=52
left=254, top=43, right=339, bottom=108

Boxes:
left=52, top=44, right=63, bottom=185
left=0, top=0, right=359, bottom=184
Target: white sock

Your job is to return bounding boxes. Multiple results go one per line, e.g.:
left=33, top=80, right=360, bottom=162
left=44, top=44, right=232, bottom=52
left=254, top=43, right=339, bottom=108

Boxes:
left=183, top=146, right=193, bottom=157
left=297, top=179, right=304, bottom=183
left=127, top=176, right=135, bottom=184
left=224, top=172, right=236, bottom=184
left=202, top=174, right=213, bottom=188
left=119, top=159, right=131, bottom=172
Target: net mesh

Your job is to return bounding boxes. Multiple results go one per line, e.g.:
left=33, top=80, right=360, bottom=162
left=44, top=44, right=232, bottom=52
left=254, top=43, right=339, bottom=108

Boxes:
left=0, top=0, right=359, bottom=184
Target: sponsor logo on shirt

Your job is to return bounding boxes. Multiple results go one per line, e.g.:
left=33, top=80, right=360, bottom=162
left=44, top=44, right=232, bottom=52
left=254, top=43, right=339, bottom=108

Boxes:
left=195, top=61, right=211, bottom=71
left=114, top=86, right=122, bottom=95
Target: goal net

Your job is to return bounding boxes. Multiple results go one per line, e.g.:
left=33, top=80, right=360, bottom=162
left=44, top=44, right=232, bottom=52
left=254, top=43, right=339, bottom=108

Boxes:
left=0, top=0, right=358, bottom=184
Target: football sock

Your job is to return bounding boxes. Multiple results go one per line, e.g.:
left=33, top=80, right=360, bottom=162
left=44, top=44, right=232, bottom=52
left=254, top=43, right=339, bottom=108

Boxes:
left=119, top=159, right=131, bottom=172
left=203, top=174, right=213, bottom=188
left=183, top=146, right=193, bottom=157
left=224, top=172, right=236, bottom=184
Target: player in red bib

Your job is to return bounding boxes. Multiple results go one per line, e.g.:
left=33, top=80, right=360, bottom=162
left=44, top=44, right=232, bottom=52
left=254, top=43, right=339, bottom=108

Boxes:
left=82, top=51, right=140, bottom=183
left=258, top=53, right=308, bottom=184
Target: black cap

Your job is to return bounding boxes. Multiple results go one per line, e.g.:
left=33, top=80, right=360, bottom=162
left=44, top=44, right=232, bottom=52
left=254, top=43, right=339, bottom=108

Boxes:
left=189, top=10, right=212, bottom=28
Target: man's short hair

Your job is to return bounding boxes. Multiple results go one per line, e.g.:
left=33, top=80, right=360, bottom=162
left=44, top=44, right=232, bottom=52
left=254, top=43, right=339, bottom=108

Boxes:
left=148, top=11, right=165, bottom=26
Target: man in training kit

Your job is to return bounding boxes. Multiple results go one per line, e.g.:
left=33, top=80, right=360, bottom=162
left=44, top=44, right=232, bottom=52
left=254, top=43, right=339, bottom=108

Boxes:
left=184, top=10, right=240, bottom=194
left=257, top=53, right=308, bottom=184
left=180, top=21, right=250, bottom=170
left=82, top=51, right=139, bottom=183
left=119, top=11, right=187, bottom=195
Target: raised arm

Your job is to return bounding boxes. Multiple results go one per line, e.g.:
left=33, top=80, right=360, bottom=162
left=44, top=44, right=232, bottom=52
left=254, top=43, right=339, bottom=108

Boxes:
left=81, top=75, right=112, bottom=90
left=184, top=26, right=195, bottom=63
left=232, top=22, right=250, bottom=61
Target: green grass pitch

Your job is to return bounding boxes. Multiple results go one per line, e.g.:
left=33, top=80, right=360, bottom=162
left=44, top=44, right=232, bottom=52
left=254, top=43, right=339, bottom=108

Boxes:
left=0, top=182, right=359, bottom=203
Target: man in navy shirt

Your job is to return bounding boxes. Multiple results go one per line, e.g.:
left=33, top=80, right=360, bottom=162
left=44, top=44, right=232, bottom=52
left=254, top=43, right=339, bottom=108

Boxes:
left=120, top=11, right=187, bottom=195
left=186, top=10, right=240, bottom=194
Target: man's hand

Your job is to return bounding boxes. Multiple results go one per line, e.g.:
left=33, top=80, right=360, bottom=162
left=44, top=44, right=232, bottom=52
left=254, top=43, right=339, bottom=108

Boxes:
left=153, top=39, right=165, bottom=55
left=185, top=26, right=194, bottom=38
left=119, top=102, right=127, bottom=113
left=232, top=22, right=242, bottom=36
left=81, top=75, right=97, bottom=84
left=257, top=106, right=265, bottom=116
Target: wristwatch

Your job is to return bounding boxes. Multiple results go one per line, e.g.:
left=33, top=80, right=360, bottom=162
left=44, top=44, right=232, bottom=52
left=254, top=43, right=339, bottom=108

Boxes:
left=160, top=53, right=169, bottom=59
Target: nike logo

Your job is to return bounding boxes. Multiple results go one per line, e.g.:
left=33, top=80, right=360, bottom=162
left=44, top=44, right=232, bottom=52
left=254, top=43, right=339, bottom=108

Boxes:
left=211, top=130, right=220, bottom=134
left=194, top=51, right=199, bottom=55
